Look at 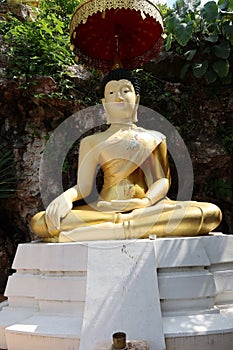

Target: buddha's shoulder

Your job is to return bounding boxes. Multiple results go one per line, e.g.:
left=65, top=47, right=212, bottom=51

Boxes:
left=80, top=131, right=107, bottom=147
left=80, top=127, right=166, bottom=147
left=137, top=127, right=166, bottom=143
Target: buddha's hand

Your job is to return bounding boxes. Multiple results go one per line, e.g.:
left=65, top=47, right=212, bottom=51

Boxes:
left=45, top=193, right=73, bottom=230
left=97, top=197, right=151, bottom=212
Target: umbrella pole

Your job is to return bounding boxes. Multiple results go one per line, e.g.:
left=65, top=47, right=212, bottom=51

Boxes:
left=113, top=33, right=123, bottom=69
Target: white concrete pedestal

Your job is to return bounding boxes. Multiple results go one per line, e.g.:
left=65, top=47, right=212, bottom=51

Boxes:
left=159, top=234, right=233, bottom=350
left=0, top=240, right=165, bottom=350
left=0, top=234, right=233, bottom=350
left=0, top=242, right=87, bottom=350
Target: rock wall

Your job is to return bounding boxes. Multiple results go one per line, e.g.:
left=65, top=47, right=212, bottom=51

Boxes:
left=169, top=83, right=233, bottom=234
left=0, top=1, right=232, bottom=294
left=1, top=73, right=232, bottom=232
left=0, top=69, right=232, bottom=292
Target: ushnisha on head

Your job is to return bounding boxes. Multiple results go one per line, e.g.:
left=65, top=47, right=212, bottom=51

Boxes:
left=101, top=68, right=140, bottom=124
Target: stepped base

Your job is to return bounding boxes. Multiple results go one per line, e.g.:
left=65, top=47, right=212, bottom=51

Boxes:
left=0, top=234, right=233, bottom=349
left=164, top=309, right=233, bottom=350
left=6, top=314, right=81, bottom=350
left=0, top=306, right=37, bottom=349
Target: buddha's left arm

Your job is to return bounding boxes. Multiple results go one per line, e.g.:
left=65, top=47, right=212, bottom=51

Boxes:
left=145, top=139, right=171, bottom=205
left=145, top=178, right=169, bottom=205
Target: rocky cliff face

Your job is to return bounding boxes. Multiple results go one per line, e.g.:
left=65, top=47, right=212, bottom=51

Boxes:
left=0, top=2, right=232, bottom=293
left=0, top=74, right=232, bottom=243
left=0, top=74, right=90, bottom=291
left=163, top=82, right=233, bottom=234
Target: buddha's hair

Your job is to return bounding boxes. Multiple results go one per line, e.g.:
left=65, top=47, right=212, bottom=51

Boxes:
left=100, top=68, right=140, bottom=98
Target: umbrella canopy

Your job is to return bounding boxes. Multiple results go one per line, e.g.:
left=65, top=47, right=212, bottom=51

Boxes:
left=70, top=0, right=164, bottom=71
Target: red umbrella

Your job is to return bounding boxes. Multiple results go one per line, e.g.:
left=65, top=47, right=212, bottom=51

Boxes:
left=70, top=0, right=164, bottom=71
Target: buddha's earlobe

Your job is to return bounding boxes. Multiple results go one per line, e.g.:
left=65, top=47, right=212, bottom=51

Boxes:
left=102, top=98, right=107, bottom=113
left=132, top=94, right=140, bottom=122
left=136, top=94, right=140, bottom=107
left=101, top=98, right=110, bottom=124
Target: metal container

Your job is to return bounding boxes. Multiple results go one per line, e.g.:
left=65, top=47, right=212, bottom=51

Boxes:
left=112, top=332, right=127, bottom=349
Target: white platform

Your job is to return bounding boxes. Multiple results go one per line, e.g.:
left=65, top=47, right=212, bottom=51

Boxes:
left=0, top=234, right=233, bottom=349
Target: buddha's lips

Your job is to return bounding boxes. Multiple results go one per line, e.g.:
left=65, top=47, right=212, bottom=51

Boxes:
left=113, top=102, right=125, bottom=108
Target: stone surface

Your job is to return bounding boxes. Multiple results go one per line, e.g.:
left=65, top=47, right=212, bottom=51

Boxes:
left=0, top=240, right=165, bottom=350
left=0, top=72, right=232, bottom=247
left=0, top=236, right=233, bottom=349
left=159, top=235, right=233, bottom=350
left=0, top=0, right=233, bottom=290
left=0, top=68, right=232, bottom=266
left=165, top=333, right=233, bottom=350
left=79, top=240, right=164, bottom=350
left=0, top=36, right=232, bottom=298
left=0, top=3, right=31, bottom=21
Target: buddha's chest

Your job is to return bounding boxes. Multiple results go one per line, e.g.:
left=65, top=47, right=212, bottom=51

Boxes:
left=97, top=129, right=156, bottom=165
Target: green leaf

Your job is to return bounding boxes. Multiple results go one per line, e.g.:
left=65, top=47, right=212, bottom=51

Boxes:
left=184, top=49, right=197, bottom=61
left=229, top=0, right=233, bottom=9
left=201, top=1, right=218, bottom=24
left=165, top=33, right=173, bottom=51
left=228, top=34, right=233, bottom=44
left=0, top=148, right=17, bottom=199
left=205, top=68, right=217, bottom=83
left=180, top=63, right=191, bottom=79
left=166, top=14, right=180, bottom=33
left=203, top=46, right=211, bottom=54
left=222, top=23, right=233, bottom=37
left=174, top=21, right=195, bottom=46
left=218, top=0, right=229, bottom=11
left=221, top=72, right=232, bottom=84
left=212, top=59, right=230, bottom=77
left=213, top=41, right=231, bottom=58
left=204, top=33, right=218, bottom=42
left=192, top=60, right=209, bottom=78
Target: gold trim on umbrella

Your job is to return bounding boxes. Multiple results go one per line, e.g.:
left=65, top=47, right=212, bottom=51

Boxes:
left=70, top=0, right=164, bottom=70
left=70, top=0, right=163, bottom=36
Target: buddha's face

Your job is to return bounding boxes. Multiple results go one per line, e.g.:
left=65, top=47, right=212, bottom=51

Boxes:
left=102, top=79, right=139, bottom=123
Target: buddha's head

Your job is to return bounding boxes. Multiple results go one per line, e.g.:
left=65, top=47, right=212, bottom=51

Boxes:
left=101, top=69, right=140, bottom=123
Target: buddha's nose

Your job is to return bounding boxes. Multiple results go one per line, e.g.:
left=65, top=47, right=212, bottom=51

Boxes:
left=115, top=97, right=124, bottom=102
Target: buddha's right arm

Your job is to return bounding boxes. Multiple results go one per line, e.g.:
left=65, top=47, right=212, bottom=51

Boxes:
left=45, top=136, right=99, bottom=229
left=45, top=188, right=78, bottom=230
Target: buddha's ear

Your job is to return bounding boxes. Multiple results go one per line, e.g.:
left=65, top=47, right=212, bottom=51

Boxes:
left=101, top=98, right=109, bottom=123
left=101, top=98, right=106, bottom=110
left=132, top=94, right=140, bottom=122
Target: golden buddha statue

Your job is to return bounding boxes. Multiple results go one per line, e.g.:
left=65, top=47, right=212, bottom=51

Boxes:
left=31, top=69, right=222, bottom=242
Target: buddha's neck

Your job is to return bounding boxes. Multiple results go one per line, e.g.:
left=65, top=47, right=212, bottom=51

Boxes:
left=108, top=121, right=136, bottom=131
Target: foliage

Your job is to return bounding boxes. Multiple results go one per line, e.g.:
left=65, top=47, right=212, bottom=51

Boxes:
left=1, top=0, right=233, bottom=94
left=39, top=0, right=81, bottom=26
left=134, top=69, right=166, bottom=108
left=0, top=149, right=17, bottom=199
left=218, top=124, right=233, bottom=154
left=156, top=2, right=171, bottom=17
left=4, top=15, right=73, bottom=77
left=0, top=0, right=83, bottom=96
left=206, top=178, right=232, bottom=200
left=164, top=0, right=233, bottom=84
